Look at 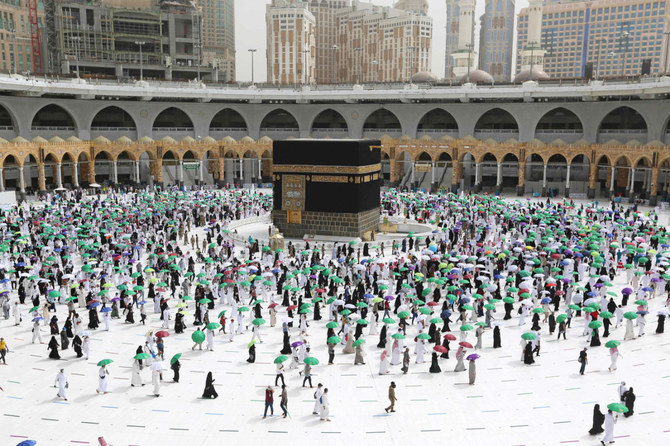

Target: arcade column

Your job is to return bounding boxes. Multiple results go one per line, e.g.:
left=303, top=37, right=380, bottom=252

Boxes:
left=517, top=162, right=525, bottom=196
left=649, top=166, right=660, bottom=206
left=587, top=162, right=597, bottom=199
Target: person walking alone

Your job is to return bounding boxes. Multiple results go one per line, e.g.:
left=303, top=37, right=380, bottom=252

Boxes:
left=385, top=381, right=397, bottom=413
left=579, top=348, right=588, bottom=375
left=263, top=385, right=274, bottom=419
left=320, top=388, right=330, bottom=421
left=280, top=385, right=288, bottom=418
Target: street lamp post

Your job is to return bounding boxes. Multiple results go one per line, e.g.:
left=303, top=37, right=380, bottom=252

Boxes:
left=134, top=41, right=145, bottom=81
left=331, top=45, right=338, bottom=84
left=620, top=31, right=630, bottom=78
left=595, top=37, right=607, bottom=80
left=465, top=43, right=474, bottom=83
left=354, top=47, right=363, bottom=84
left=248, top=49, right=257, bottom=84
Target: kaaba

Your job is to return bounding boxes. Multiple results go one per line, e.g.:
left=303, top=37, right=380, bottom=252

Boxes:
left=272, top=139, right=381, bottom=238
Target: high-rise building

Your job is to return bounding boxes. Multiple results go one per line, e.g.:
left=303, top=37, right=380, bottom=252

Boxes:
left=198, top=0, right=235, bottom=82
left=335, top=0, right=432, bottom=83
left=516, top=0, right=670, bottom=79
left=308, top=0, right=349, bottom=85
left=445, top=0, right=461, bottom=78
left=266, top=0, right=316, bottom=85
left=478, top=0, right=515, bottom=82
left=55, top=0, right=209, bottom=80
left=0, top=0, right=45, bottom=74
left=451, top=0, right=478, bottom=78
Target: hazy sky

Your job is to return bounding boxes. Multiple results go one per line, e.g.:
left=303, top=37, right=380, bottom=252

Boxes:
left=234, top=0, right=530, bottom=81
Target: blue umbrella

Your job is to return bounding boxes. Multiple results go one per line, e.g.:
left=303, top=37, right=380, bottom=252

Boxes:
left=89, top=302, right=100, bottom=308
left=32, top=317, right=44, bottom=322
left=637, top=310, right=649, bottom=315
left=641, top=287, right=653, bottom=292
left=540, top=297, right=552, bottom=304
left=16, top=262, right=26, bottom=267
left=100, top=307, right=112, bottom=313
left=17, top=440, right=37, bottom=446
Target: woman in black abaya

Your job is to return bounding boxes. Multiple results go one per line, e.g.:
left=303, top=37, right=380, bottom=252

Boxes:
left=588, top=404, right=605, bottom=435
left=202, top=372, right=218, bottom=399
left=493, top=325, right=502, bottom=348
left=47, top=335, right=60, bottom=359
left=523, top=341, right=535, bottom=365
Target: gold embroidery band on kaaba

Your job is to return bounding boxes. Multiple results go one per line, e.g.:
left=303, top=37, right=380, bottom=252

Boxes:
left=273, top=164, right=381, bottom=175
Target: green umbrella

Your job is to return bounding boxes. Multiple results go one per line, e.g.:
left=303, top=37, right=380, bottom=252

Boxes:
left=191, top=330, right=205, bottom=344
left=521, top=332, right=536, bottom=341
left=217, top=310, right=227, bottom=318
left=532, top=308, right=544, bottom=314
left=503, top=297, right=515, bottom=304
left=391, top=333, right=405, bottom=339
left=355, top=319, right=368, bottom=325
left=417, top=333, right=430, bottom=340
left=252, top=318, right=266, bottom=326
left=170, top=353, right=182, bottom=365
left=325, top=321, right=339, bottom=329
left=607, top=403, right=629, bottom=413
left=353, top=339, right=366, bottom=347
left=605, top=340, right=621, bottom=348
left=206, top=322, right=221, bottom=330
left=238, top=307, right=250, bottom=312
left=588, top=320, right=603, bottom=329
left=429, top=317, right=442, bottom=324
left=624, top=311, right=638, bottom=320
left=97, top=359, right=114, bottom=367
left=48, top=290, right=60, bottom=298
left=419, top=307, right=431, bottom=315
left=303, top=357, right=319, bottom=366
left=398, top=311, right=410, bottom=319
left=599, top=311, right=613, bottom=319
left=634, top=300, right=648, bottom=306
left=382, top=317, right=396, bottom=324
left=274, top=355, right=289, bottom=364
left=459, top=325, right=473, bottom=331
left=134, top=353, right=150, bottom=360
left=327, top=336, right=342, bottom=344
left=556, top=314, right=567, bottom=323
left=568, top=304, right=581, bottom=310
left=199, top=298, right=212, bottom=304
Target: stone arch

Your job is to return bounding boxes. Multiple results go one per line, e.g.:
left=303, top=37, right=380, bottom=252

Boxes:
left=476, top=152, right=499, bottom=164
left=261, top=149, right=273, bottom=182
left=1, top=154, right=20, bottom=190
left=597, top=106, right=647, bottom=143
left=415, top=151, right=433, bottom=162
left=310, top=109, right=349, bottom=134
left=535, top=107, right=584, bottom=142
left=0, top=103, right=17, bottom=138
left=24, top=154, right=39, bottom=191
left=152, top=107, right=195, bottom=139
left=31, top=104, right=77, bottom=138
left=43, top=153, right=59, bottom=189
left=260, top=109, right=299, bottom=130
left=90, top=106, right=137, bottom=139
left=474, top=108, right=519, bottom=141
left=94, top=151, right=114, bottom=185
left=416, top=108, right=458, bottom=136
left=209, top=108, right=248, bottom=132
left=77, top=151, right=91, bottom=186
left=363, top=109, right=401, bottom=134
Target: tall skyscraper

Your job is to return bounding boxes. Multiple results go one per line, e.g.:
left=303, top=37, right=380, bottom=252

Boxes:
left=266, top=0, right=316, bottom=85
left=393, top=0, right=429, bottom=15
left=516, top=0, right=670, bottom=79
left=198, top=0, right=236, bottom=82
left=335, top=1, right=432, bottom=83
left=478, top=0, right=515, bottom=82
left=308, top=0, right=350, bottom=85
left=451, top=0, right=478, bottom=78
left=445, top=0, right=461, bottom=78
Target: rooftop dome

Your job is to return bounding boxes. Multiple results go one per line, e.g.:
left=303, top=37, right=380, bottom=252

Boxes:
left=411, top=71, right=439, bottom=83
left=460, top=69, right=494, bottom=85
left=514, top=68, right=550, bottom=83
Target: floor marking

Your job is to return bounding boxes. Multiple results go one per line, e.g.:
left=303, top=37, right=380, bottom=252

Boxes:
left=360, top=400, right=377, bottom=402
left=101, top=406, right=118, bottom=409
left=501, top=379, right=517, bottom=382
left=268, top=431, right=288, bottom=434
left=7, top=396, right=22, bottom=400
left=640, top=411, right=654, bottom=415
left=127, top=425, right=145, bottom=428
left=53, top=401, right=69, bottom=405
left=152, top=409, right=169, bottom=413
left=365, top=431, right=385, bottom=434
left=428, top=412, right=446, bottom=415
left=510, top=425, right=528, bottom=428
left=545, top=375, right=559, bottom=379
left=205, top=413, right=224, bottom=416
left=41, top=418, right=58, bottom=421
left=467, top=395, right=483, bottom=398
left=559, top=441, right=579, bottom=443
left=421, top=429, right=441, bottom=432
left=517, top=392, right=533, bottom=395
left=564, top=388, right=580, bottom=391
left=170, top=428, right=189, bottom=431
left=553, top=421, right=571, bottom=424
left=410, top=399, right=428, bottom=401
left=70, top=441, right=89, bottom=444
left=81, top=421, right=99, bottom=425
left=373, top=414, right=390, bottom=417
left=219, top=430, right=239, bottom=432
left=321, top=431, right=341, bottom=434
left=465, top=427, right=485, bottom=430
left=533, top=406, right=550, bottom=409
left=482, top=410, right=500, bottom=413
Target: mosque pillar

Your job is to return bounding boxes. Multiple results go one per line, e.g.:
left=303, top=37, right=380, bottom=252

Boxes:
left=564, top=163, right=571, bottom=198
left=541, top=163, right=547, bottom=197
left=135, top=161, right=140, bottom=185
left=37, top=160, right=46, bottom=192
left=609, top=167, right=616, bottom=198
left=474, top=162, right=481, bottom=192
left=451, top=159, right=461, bottom=193
left=19, top=166, right=25, bottom=193
left=112, top=161, right=118, bottom=184
left=517, top=162, right=525, bottom=196
left=0, top=167, right=4, bottom=192
left=628, top=167, right=635, bottom=197
left=587, top=162, right=597, bottom=199
left=154, top=159, right=163, bottom=187
left=73, top=162, right=79, bottom=187
left=56, top=163, right=63, bottom=188
left=649, top=166, right=660, bottom=206
left=389, top=158, right=398, bottom=184
left=495, top=162, right=503, bottom=193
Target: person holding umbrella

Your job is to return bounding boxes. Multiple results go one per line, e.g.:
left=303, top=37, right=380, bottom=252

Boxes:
left=170, top=354, right=181, bottom=383
left=601, top=408, right=618, bottom=445
left=468, top=354, right=479, bottom=384
left=384, top=382, right=397, bottom=413
left=96, top=363, right=110, bottom=394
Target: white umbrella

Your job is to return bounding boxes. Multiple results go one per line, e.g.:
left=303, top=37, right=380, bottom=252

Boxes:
left=89, top=183, right=101, bottom=188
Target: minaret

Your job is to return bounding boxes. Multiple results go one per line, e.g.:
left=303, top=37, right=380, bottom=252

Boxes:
left=451, top=0, right=477, bottom=79
left=519, top=0, right=546, bottom=79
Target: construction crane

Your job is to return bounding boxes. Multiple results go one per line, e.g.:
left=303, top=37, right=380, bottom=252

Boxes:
left=27, top=0, right=43, bottom=73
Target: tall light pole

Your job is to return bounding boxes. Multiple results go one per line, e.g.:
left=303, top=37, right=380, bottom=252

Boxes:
left=663, top=31, right=670, bottom=75
left=72, top=36, right=81, bottom=78
left=620, top=31, right=630, bottom=77
left=465, top=43, right=474, bottom=83
left=595, top=37, right=607, bottom=80
left=331, top=44, right=338, bottom=84
left=248, top=49, right=257, bottom=84
left=134, top=41, right=145, bottom=81
left=354, top=47, right=363, bottom=84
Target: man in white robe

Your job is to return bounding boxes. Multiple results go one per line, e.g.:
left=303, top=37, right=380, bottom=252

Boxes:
left=55, top=369, right=68, bottom=401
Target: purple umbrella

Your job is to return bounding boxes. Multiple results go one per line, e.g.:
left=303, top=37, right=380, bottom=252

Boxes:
left=291, top=341, right=303, bottom=348
left=621, top=288, right=633, bottom=295
left=384, top=295, right=395, bottom=301
left=466, top=353, right=480, bottom=361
